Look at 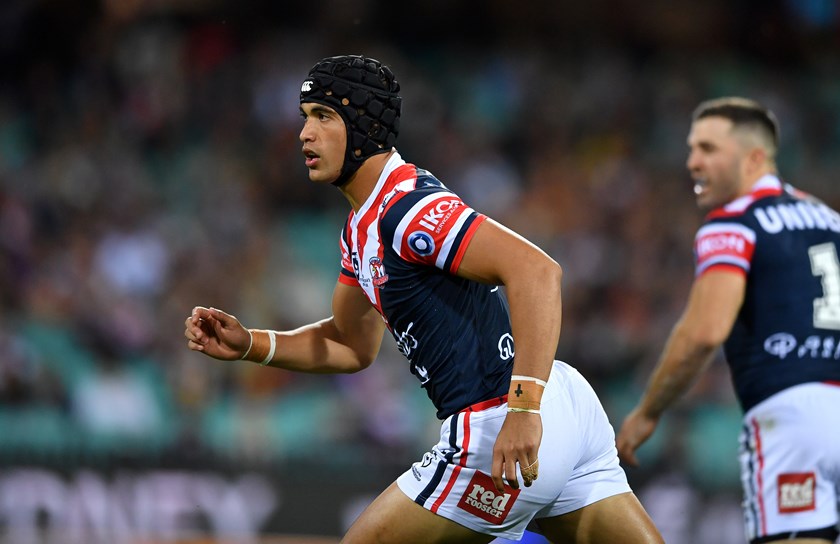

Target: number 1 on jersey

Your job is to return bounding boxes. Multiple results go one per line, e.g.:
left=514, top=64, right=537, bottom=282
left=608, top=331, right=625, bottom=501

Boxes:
left=809, top=242, right=840, bottom=330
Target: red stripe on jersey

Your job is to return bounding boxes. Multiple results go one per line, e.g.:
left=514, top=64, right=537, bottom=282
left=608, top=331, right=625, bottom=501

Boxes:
left=459, top=411, right=471, bottom=467
left=384, top=164, right=419, bottom=200
left=431, top=465, right=462, bottom=513
left=337, top=273, right=358, bottom=287
left=751, top=418, right=768, bottom=536
left=460, top=394, right=508, bottom=413
left=432, top=411, right=471, bottom=512
left=352, top=200, right=385, bottom=312
left=450, top=215, right=487, bottom=274
left=366, top=168, right=417, bottom=308
left=379, top=167, right=418, bottom=223
left=347, top=163, right=421, bottom=314
left=753, top=187, right=784, bottom=200
left=707, top=188, right=783, bottom=219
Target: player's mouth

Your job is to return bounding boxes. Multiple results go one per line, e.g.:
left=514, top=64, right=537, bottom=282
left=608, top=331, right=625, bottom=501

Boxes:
left=303, top=148, right=320, bottom=168
left=693, top=178, right=708, bottom=196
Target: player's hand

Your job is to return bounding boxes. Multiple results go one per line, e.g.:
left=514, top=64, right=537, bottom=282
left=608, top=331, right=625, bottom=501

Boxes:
left=491, top=411, right=542, bottom=493
left=184, top=306, right=251, bottom=361
left=616, top=407, right=658, bottom=467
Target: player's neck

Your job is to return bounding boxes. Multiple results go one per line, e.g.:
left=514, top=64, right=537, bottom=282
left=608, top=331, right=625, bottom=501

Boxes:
left=339, top=150, right=395, bottom=212
left=742, top=167, right=777, bottom=193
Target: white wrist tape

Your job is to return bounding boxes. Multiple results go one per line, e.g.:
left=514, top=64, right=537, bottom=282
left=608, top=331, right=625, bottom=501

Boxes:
left=510, top=375, right=547, bottom=388
left=240, top=329, right=254, bottom=360
left=260, top=331, right=276, bottom=366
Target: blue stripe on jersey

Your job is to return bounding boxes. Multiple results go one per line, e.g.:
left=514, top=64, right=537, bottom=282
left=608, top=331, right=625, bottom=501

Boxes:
left=415, top=460, right=447, bottom=507
left=379, top=186, right=450, bottom=238
left=442, top=213, right=479, bottom=272
left=445, top=412, right=461, bottom=462
left=414, top=413, right=461, bottom=506
left=339, top=218, right=354, bottom=280
left=740, top=422, right=761, bottom=537
left=414, top=168, right=439, bottom=187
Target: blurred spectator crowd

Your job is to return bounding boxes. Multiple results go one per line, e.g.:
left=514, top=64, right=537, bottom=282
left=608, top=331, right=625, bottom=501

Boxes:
left=1, top=2, right=839, bottom=538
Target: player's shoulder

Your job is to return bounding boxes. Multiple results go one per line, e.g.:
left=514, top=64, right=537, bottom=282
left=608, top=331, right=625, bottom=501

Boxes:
left=381, top=168, right=460, bottom=217
left=696, top=195, right=758, bottom=246
left=400, top=166, right=448, bottom=195
left=701, top=176, right=783, bottom=228
left=700, top=208, right=754, bottom=236
left=782, top=182, right=827, bottom=207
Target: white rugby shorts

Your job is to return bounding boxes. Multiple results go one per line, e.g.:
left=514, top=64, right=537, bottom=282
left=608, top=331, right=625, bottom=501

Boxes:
left=739, top=381, right=840, bottom=541
left=396, top=360, right=631, bottom=540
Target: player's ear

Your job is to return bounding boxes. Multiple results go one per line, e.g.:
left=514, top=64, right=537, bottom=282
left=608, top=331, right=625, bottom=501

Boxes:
left=745, top=146, right=768, bottom=175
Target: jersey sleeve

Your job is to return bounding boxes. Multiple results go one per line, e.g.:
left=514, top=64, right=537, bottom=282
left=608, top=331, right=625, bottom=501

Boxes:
left=694, top=221, right=757, bottom=277
left=338, top=218, right=359, bottom=286
left=382, top=189, right=487, bottom=275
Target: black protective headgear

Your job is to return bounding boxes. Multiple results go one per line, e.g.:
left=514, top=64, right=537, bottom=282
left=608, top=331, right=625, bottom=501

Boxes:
left=300, top=55, right=401, bottom=186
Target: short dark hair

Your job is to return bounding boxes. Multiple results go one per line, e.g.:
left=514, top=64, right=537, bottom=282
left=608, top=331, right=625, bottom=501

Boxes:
left=692, top=97, right=779, bottom=152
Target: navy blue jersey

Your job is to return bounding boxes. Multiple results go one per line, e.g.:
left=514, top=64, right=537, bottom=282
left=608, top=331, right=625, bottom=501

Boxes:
left=694, top=175, right=840, bottom=412
left=338, top=152, right=514, bottom=419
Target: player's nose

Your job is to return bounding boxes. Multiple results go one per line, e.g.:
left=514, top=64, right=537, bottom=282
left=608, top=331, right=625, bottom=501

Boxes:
left=686, top=150, right=701, bottom=172
left=299, top=120, right=315, bottom=143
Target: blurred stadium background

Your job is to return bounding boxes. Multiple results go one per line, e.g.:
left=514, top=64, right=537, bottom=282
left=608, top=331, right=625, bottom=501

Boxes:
left=1, top=0, right=839, bottom=542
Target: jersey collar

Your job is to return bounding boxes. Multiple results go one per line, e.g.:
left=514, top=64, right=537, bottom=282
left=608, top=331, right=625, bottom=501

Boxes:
left=710, top=174, right=784, bottom=217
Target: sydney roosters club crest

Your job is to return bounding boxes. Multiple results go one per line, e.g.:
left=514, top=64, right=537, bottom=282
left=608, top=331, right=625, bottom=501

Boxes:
left=369, top=257, right=389, bottom=287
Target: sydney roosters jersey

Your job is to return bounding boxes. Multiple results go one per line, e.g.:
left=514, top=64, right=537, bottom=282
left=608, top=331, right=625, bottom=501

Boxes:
left=338, top=153, right=515, bottom=419
left=694, top=174, right=840, bottom=412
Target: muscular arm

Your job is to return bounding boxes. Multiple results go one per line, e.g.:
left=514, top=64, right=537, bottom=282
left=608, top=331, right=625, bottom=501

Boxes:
left=457, top=218, right=562, bottom=384
left=186, top=281, right=385, bottom=374
left=617, top=269, right=746, bottom=465
left=268, top=281, right=386, bottom=373
left=457, top=218, right=562, bottom=491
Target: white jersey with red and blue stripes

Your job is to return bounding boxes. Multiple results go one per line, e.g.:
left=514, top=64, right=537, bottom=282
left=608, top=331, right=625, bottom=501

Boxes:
left=338, top=152, right=514, bottom=419
left=693, top=174, right=840, bottom=412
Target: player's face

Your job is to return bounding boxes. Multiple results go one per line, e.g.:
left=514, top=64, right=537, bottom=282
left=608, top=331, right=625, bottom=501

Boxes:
left=686, top=116, right=751, bottom=211
left=299, top=102, right=347, bottom=184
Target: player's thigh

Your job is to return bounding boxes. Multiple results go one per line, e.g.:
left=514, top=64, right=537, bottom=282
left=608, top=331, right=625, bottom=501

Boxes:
left=342, top=481, right=496, bottom=544
left=534, top=492, right=663, bottom=544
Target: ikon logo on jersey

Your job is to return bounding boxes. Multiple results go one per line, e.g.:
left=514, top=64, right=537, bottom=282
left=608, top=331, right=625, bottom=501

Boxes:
left=418, top=198, right=463, bottom=233
left=778, top=472, right=816, bottom=513
left=457, top=471, right=520, bottom=524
